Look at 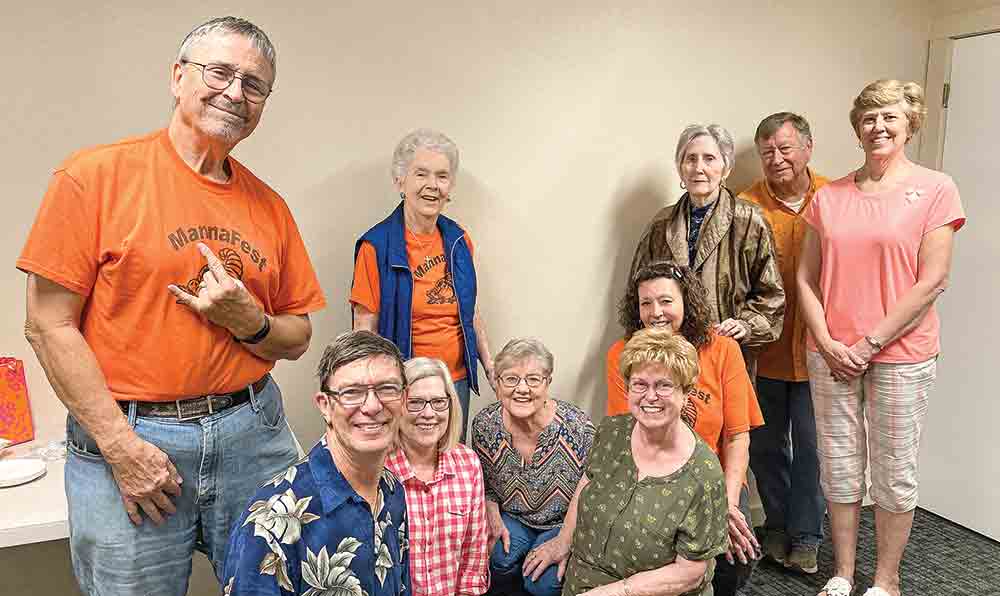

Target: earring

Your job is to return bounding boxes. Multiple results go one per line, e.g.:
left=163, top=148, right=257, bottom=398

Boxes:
left=399, top=192, right=405, bottom=200
left=680, top=181, right=687, bottom=190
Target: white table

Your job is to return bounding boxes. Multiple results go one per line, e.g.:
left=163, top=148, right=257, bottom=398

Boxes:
left=0, top=459, right=69, bottom=548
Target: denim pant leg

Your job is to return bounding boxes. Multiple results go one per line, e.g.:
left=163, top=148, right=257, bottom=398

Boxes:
left=486, top=513, right=536, bottom=596
left=201, top=379, right=299, bottom=580
left=65, top=409, right=202, bottom=596
left=786, top=381, right=825, bottom=547
left=523, top=525, right=565, bottom=596
left=749, top=377, right=791, bottom=534
left=454, top=377, right=471, bottom=443
left=713, top=486, right=757, bottom=596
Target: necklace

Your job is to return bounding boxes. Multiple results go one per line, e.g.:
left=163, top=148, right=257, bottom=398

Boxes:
left=406, top=227, right=435, bottom=269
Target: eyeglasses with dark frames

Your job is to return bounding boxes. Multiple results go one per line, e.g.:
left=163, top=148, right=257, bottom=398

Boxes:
left=498, top=374, right=549, bottom=389
left=181, top=60, right=272, bottom=104
left=322, top=383, right=404, bottom=407
left=406, top=396, right=451, bottom=413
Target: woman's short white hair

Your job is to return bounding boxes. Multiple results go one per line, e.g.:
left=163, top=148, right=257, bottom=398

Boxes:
left=674, top=123, right=735, bottom=179
left=493, top=338, right=554, bottom=378
left=402, top=357, right=463, bottom=452
left=391, top=129, right=460, bottom=182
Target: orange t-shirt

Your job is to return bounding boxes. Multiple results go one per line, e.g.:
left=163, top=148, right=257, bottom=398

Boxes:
left=351, top=230, right=474, bottom=381
left=17, top=130, right=327, bottom=402
left=606, top=333, right=763, bottom=462
left=739, top=170, right=829, bottom=381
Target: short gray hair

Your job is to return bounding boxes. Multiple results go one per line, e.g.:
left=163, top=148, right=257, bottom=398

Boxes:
left=754, top=112, right=813, bottom=146
left=674, top=124, right=735, bottom=178
left=316, top=331, right=406, bottom=390
left=177, top=17, right=277, bottom=81
left=391, top=129, right=460, bottom=182
left=494, top=338, right=554, bottom=378
left=403, top=357, right=463, bottom=451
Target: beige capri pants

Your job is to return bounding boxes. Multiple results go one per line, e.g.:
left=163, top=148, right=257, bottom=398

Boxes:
left=806, top=351, right=937, bottom=513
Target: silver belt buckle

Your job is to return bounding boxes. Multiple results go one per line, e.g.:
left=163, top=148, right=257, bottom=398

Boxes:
left=175, top=397, right=209, bottom=422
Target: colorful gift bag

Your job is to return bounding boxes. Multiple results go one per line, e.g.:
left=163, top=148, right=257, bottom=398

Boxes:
left=0, top=358, right=34, bottom=445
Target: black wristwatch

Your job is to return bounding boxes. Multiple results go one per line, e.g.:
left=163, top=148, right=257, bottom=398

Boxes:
left=235, top=314, right=271, bottom=344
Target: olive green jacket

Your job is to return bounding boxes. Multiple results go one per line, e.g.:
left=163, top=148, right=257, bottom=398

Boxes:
left=629, top=188, right=785, bottom=369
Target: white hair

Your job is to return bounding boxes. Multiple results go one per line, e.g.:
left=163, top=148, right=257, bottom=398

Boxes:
left=391, top=129, right=460, bottom=182
left=674, top=123, right=735, bottom=179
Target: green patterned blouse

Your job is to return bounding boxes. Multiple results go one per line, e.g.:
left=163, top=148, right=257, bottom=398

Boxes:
left=562, top=415, right=728, bottom=596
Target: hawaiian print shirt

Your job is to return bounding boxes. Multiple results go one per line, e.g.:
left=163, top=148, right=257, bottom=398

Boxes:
left=223, top=440, right=410, bottom=596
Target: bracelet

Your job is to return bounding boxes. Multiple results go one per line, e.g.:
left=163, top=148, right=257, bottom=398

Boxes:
left=621, top=577, right=632, bottom=596
left=235, top=313, right=271, bottom=344
left=864, top=335, right=884, bottom=353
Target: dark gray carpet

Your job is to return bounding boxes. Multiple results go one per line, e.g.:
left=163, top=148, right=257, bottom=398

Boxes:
left=751, top=507, right=1000, bottom=595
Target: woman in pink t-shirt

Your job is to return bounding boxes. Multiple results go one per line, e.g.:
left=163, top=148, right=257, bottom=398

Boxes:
left=797, top=80, right=965, bottom=596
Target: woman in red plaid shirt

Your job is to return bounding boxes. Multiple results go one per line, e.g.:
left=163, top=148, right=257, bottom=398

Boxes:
left=386, top=357, right=490, bottom=596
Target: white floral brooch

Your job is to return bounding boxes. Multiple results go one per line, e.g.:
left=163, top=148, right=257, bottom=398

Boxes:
left=903, top=188, right=924, bottom=203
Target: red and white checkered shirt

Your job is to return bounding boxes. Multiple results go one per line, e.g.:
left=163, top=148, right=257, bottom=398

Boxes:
left=385, top=444, right=490, bottom=596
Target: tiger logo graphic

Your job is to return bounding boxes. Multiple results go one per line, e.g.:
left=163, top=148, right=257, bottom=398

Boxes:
left=681, top=393, right=698, bottom=428
left=426, top=271, right=457, bottom=305
left=179, top=247, right=245, bottom=296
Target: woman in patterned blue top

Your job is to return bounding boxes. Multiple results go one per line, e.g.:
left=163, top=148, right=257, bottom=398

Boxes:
left=223, top=331, right=411, bottom=596
left=471, top=337, right=595, bottom=596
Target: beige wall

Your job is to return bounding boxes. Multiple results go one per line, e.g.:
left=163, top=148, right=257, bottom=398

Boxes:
left=0, top=1, right=935, bottom=594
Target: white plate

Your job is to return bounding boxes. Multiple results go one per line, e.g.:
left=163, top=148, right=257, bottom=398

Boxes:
left=0, top=458, right=47, bottom=488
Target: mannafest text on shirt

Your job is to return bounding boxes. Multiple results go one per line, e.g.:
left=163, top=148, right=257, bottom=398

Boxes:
left=167, top=224, right=269, bottom=272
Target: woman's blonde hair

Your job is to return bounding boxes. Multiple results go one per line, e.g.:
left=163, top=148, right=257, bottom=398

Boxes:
left=619, top=327, right=700, bottom=394
left=402, top=357, right=463, bottom=451
left=849, top=79, right=927, bottom=141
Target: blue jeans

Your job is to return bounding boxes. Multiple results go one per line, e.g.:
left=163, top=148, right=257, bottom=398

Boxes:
left=749, top=377, right=825, bottom=547
left=455, top=376, right=470, bottom=443
left=65, top=378, right=299, bottom=596
left=486, top=513, right=563, bottom=596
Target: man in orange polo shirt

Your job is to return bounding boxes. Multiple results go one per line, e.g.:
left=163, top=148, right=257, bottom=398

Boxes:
left=18, top=17, right=325, bottom=596
left=739, top=113, right=828, bottom=576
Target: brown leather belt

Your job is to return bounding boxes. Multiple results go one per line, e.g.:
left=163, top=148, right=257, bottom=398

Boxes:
left=119, top=374, right=271, bottom=421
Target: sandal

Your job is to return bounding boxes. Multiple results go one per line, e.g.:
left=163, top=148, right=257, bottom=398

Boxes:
left=818, top=576, right=853, bottom=596
left=862, top=588, right=893, bottom=596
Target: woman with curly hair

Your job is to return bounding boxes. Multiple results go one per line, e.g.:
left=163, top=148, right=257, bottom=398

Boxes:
left=606, top=260, right=765, bottom=596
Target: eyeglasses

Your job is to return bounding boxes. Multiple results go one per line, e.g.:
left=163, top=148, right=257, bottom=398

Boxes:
left=322, top=383, right=404, bottom=407
left=406, top=396, right=451, bottom=413
left=498, top=374, right=549, bottom=388
left=758, top=145, right=802, bottom=162
left=181, top=60, right=272, bottom=104
left=627, top=379, right=678, bottom=397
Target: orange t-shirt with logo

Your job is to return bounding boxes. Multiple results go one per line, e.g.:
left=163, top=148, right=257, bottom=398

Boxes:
left=351, top=229, right=474, bottom=381
left=17, top=130, right=327, bottom=402
left=606, top=333, right=763, bottom=463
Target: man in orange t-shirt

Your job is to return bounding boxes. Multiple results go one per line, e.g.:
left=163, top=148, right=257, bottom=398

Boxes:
left=738, top=112, right=828, bottom=574
left=17, top=18, right=325, bottom=596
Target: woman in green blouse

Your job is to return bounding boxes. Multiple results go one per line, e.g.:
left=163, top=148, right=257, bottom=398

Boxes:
left=523, top=327, right=729, bottom=596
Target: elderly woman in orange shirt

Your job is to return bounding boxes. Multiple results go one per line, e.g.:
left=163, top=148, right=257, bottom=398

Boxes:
left=352, top=129, right=495, bottom=442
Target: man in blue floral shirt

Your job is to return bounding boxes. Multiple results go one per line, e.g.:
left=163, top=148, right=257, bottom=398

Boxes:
left=224, top=331, right=411, bottom=595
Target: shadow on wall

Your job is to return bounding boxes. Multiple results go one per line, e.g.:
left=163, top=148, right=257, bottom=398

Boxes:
left=574, top=163, right=672, bottom=419
left=286, top=159, right=393, bottom=446
left=728, top=142, right=762, bottom=195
